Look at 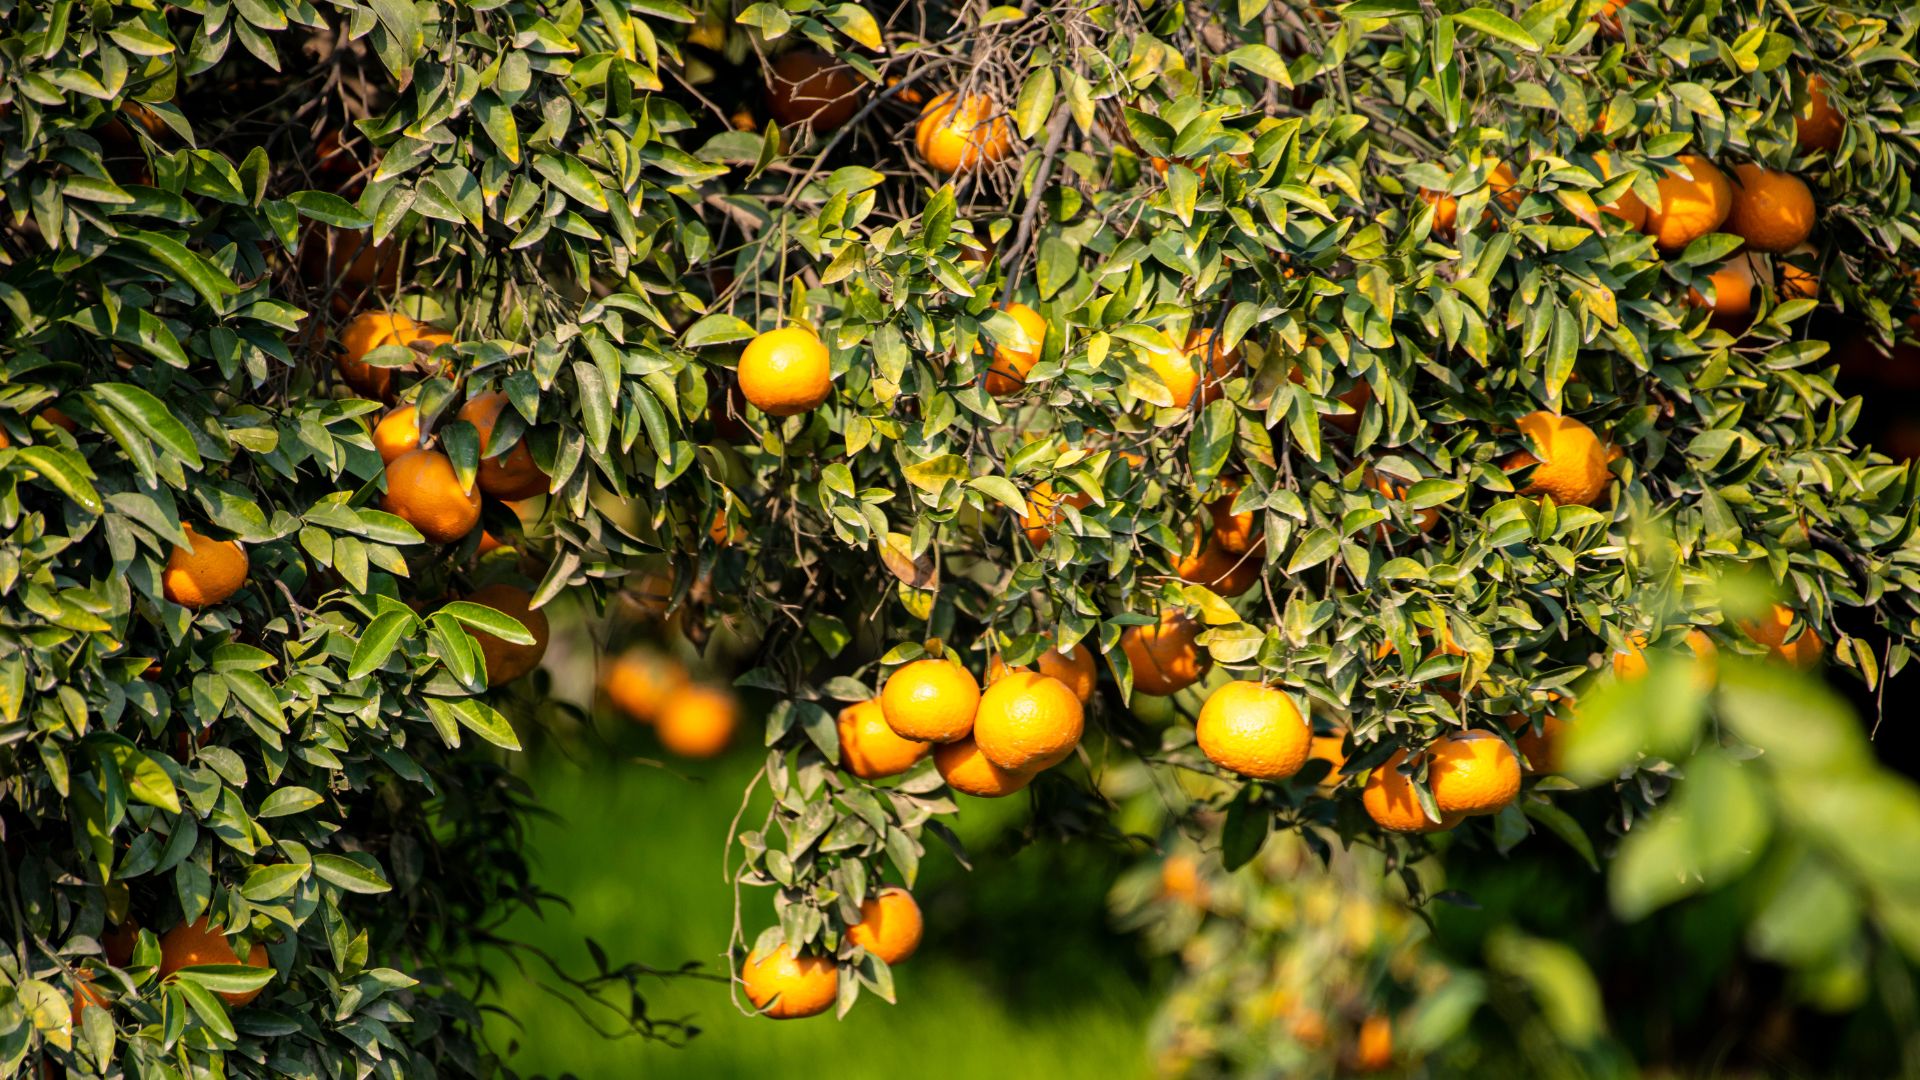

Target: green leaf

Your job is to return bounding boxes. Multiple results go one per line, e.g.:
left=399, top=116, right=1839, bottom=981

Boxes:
left=1013, top=66, right=1056, bottom=140
left=448, top=697, right=523, bottom=750
left=125, top=229, right=241, bottom=310
left=257, top=786, right=324, bottom=818
left=437, top=599, right=534, bottom=644
left=240, top=862, right=307, bottom=901
left=288, top=190, right=374, bottom=229
left=91, top=383, right=203, bottom=469
left=348, top=609, right=415, bottom=679
left=15, top=446, right=103, bottom=514
left=312, top=852, right=394, bottom=894
left=1285, top=527, right=1339, bottom=574
left=1224, top=44, right=1294, bottom=89
left=685, top=313, right=757, bottom=347
left=1220, top=787, right=1268, bottom=870
left=1450, top=7, right=1540, bottom=51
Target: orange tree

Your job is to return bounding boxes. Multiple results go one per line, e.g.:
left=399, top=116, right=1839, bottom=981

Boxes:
left=3, top=0, right=1920, bottom=1072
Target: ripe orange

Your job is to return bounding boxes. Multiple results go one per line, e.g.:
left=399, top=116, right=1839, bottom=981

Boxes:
left=741, top=945, right=838, bottom=1020
left=337, top=312, right=450, bottom=399
left=972, top=670, right=1084, bottom=771
left=1308, top=731, right=1348, bottom=785
left=383, top=447, right=482, bottom=543
left=914, top=93, right=1014, bottom=174
left=1503, top=411, right=1611, bottom=507
left=1159, top=853, right=1207, bottom=906
left=1021, top=480, right=1092, bottom=547
left=1175, top=535, right=1264, bottom=596
left=738, top=326, right=833, bottom=417
left=372, top=405, right=422, bottom=464
left=765, top=51, right=862, bottom=133
left=847, top=887, right=922, bottom=965
left=934, top=736, right=1032, bottom=797
left=1362, top=748, right=1461, bottom=834
left=836, top=698, right=931, bottom=779
left=1646, top=154, right=1733, bottom=251
left=1419, top=159, right=1518, bottom=234
left=1795, top=73, right=1844, bottom=153
left=1143, top=329, right=1241, bottom=409
left=69, top=972, right=109, bottom=1023
left=603, top=650, right=686, bottom=723
left=1593, top=152, right=1648, bottom=232
left=41, top=407, right=77, bottom=433
left=1725, top=165, right=1815, bottom=254
left=1778, top=244, right=1821, bottom=300
left=1613, top=628, right=1717, bottom=685
left=656, top=683, right=738, bottom=757
left=162, top=525, right=249, bottom=609
left=1352, top=1014, right=1394, bottom=1072
left=158, top=918, right=270, bottom=1007
left=1685, top=255, right=1757, bottom=329
left=983, top=303, right=1048, bottom=396
left=1195, top=681, right=1312, bottom=781
left=1366, top=467, right=1439, bottom=535
left=1037, top=641, right=1099, bottom=704
left=1738, top=602, right=1824, bottom=669
left=1121, top=612, right=1210, bottom=696
left=1208, top=487, right=1259, bottom=555
left=458, top=392, right=548, bottom=500
left=1508, top=707, right=1570, bottom=774
left=464, top=584, right=549, bottom=685
left=880, top=658, right=981, bottom=743
left=1426, top=730, right=1521, bottom=816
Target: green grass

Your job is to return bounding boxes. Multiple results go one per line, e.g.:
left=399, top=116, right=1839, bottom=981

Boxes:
left=485, top=748, right=1155, bottom=1079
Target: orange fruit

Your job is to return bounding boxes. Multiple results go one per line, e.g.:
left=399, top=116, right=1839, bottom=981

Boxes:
left=765, top=51, right=862, bottom=133
left=1502, top=411, right=1611, bottom=507
left=1159, top=854, right=1207, bottom=906
left=102, top=920, right=140, bottom=967
left=846, top=886, right=922, bottom=965
left=1194, top=681, right=1312, bottom=780
left=1121, top=612, right=1210, bottom=696
left=458, top=392, right=548, bottom=501
left=656, top=683, right=738, bottom=757
left=337, top=312, right=449, bottom=399
left=41, top=407, right=77, bottom=433
left=741, top=945, right=838, bottom=1019
left=934, top=736, right=1032, bottom=797
left=738, top=326, right=833, bottom=417
left=880, top=658, right=981, bottom=743
left=1185, top=328, right=1244, bottom=406
left=1508, top=707, right=1570, bottom=775
left=983, top=303, right=1048, bottom=396
left=1208, top=488, right=1259, bottom=555
left=1685, top=255, right=1757, bottom=329
left=1036, top=641, right=1099, bottom=704
left=1353, top=1014, right=1394, bottom=1072
left=1143, top=329, right=1241, bottom=409
left=162, top=525, right=249, bottom=609
left=372, top=405, right=422, bottom=464
left=1426, top=730, right=1522, bottom=816
left=1738, top=602, right=1824, bottom=669
left=383, top=447, right=482, bottom=543
left=70, top=972, right=109, bottom=1024
left=1419, top=159, right=1518, bottom=235
left=914, top=93, right=1014, bottom=174
left=1725, top=165, right=1815, bottom=254
left=464, top=583, right=549, bottom=685
left=1362, top=748, right=1461, bottom=833
left=1366, top=467, right=1439, bottom=535
left=972, top=670, right=1084, bottom=771
left=603, top=650, right=686, bottom=723
left=158, top=918, right=270, bottom=1007
left=1612, top=628, right=1718, bottom=685
left=1795, top=73, right=1844, bottom=154
left=1021, top=480, right=1092, bottom=547
left=1593, top=152, right=1648, bottom=232
left=837, top=698, right=931, bottom=779
left=1175, top=534, right=1264, bottom=597
left=1308, top=732, right=1348, bottom=785
left=1778, top=244, right=1821, bottom=300
left=1646, top=154, right=1734, bottom=251
left=300, top=227, right=400, bottom=315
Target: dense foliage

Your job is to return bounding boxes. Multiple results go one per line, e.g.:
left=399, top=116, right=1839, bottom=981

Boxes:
left=3, top=0, right=1920, bottom=1073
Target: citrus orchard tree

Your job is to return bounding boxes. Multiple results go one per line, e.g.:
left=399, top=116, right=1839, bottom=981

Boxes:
left=4, top=0, right=1920, bottom=1073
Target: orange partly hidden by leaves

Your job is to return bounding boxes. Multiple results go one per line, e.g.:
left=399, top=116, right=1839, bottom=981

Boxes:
left=934, top=736, right=1033, bottom=797
left=1022, top=480, right=1092, bottom=548
left=984, top=302, right=1048, bottom=396
left=1425, top=730, right=1522, bottom=816
left=656, top=683, right=738, bottom=758
left=1195, top=681, right=1312, bottom=781
left=1739, top=602, right=1824, bottom=669
left=459, top=392, right=548, bottom=500
left=764, top=51, right=862, bottom=133
left=1309, top=731, right=1349, bottom=785
left=972, top=670, right=1084, bottom=772
left=1144, top=329, right=1242, bottom=409
left=1592, top=152, right=1648, bottom=232
left=836, top=698, right=931, bottom=779
left=847, top=886, right=923, bottom=965
left=383, top=447, right=481, bottom=544
left=1795, top=73, right=1844, bottom=154
left=1419, top=159, right=1518, bottom=235
left=738, top=325, right=833, bottom=417
left=1503, top=411, right=1612, bottom=507
left=741, top=945, right=839, bottom=1020
left=1686, top=255, right=1757, bottom=329
left=1646, top=154, right=1733, bottom=252
left=1725, top=164, right=1815, bottom=254
left=1509, top=705, right=1571, bottom=775
left=1613, top=628, right=1718, bottom=685
left=1366, top=467, right=1439, bottom=536
left=1036, top=641, right=1099, bottom=704
left=914, top=93, right=1014, bottom=174
left=1122, top=612, right=1210, bottom=696
left=880, top=658, right=981, bottom=743
left=372, top=405, right=422, bottom=464
left=1208, top=486, right=1259, bottom=555
left=338, top=312, right=450, bottom=399
left=163, top=525, right=249, bottom=609
left=1362, top=748, right=1462, bottom=834
left=464, top=583, right=550, bottom=685
left=159, top=918, right=270, bottom=1007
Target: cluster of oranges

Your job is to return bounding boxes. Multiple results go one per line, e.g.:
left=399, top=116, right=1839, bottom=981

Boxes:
left=740, top=886, right=924, bottom=1019
left=68, top=916, right=273, bottom=1024
left=602, top=647, right=740, bottom=758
